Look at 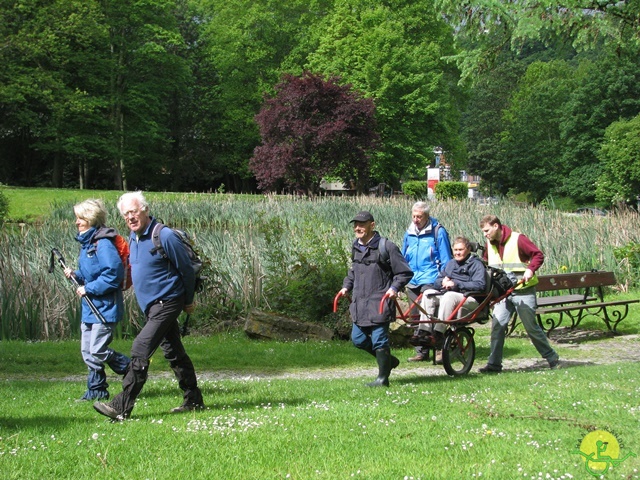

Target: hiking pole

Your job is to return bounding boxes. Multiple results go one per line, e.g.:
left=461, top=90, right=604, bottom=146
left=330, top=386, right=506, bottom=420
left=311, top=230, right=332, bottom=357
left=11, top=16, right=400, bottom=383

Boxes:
left=49, top=248, right=107, bottom=325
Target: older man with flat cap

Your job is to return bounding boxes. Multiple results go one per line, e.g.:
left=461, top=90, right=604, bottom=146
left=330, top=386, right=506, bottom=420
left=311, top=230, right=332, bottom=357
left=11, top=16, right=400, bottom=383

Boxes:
left=339, top=210, right=413, bottom=387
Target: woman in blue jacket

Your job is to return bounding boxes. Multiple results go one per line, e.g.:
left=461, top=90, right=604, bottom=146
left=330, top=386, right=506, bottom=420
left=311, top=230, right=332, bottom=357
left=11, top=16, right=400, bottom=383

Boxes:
left=65, top=199, right=130, bottom=401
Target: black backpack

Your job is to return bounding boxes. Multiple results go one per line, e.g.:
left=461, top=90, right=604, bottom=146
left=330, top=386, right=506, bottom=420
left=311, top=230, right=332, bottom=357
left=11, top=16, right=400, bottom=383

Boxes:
left=488, top=266, right=514, bottom=297
left=151, top=222, right=207, bottom=292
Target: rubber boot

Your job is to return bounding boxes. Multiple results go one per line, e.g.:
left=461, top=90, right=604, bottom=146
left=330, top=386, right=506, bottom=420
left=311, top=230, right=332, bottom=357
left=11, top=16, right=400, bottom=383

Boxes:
left=367, top=348, right=394, bottom=387
left=363, top=346, right=400, bottom=370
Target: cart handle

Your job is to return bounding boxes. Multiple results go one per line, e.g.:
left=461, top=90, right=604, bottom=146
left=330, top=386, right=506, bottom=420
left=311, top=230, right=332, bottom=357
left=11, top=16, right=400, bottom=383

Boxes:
left=379, top=293, right=392, bottom=314
left=333, top=291, right=346, bottom=313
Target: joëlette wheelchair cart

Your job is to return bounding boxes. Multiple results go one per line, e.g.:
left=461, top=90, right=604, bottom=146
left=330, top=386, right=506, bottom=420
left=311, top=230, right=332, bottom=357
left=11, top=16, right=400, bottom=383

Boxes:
left=333, top=244, right=518, bottom=377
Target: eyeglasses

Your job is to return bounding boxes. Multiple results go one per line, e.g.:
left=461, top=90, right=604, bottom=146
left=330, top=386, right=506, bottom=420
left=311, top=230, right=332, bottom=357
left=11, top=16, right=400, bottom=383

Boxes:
left=122, top=208, right=141, bottom=218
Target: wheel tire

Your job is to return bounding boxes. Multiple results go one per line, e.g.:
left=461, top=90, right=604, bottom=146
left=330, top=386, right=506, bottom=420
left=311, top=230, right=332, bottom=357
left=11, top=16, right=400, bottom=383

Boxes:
left=442, top=327, right=475, bottom=376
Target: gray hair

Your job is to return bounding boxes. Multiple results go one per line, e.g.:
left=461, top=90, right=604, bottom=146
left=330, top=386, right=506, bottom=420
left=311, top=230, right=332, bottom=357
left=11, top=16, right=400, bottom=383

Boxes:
left=74, top=199, right=107, bottom=227
left=117, top=191, right=149, bottom=215
left=411, top=201, right=430, bottom=216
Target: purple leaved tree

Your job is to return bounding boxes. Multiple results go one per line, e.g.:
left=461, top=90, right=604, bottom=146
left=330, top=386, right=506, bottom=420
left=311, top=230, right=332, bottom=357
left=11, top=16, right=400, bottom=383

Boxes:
left=250, top=71, right=379, bottom=195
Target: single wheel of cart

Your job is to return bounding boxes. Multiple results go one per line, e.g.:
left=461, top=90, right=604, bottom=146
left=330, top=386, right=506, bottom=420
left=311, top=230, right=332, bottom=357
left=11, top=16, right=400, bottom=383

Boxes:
left=441, top=326, right=475, bottom=376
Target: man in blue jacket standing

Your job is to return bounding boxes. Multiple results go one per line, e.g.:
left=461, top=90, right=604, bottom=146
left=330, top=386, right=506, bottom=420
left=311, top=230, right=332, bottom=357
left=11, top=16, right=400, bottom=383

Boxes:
left=93, top=191, right=204, bottom=421
left=401, top=202, right=452, bottom=362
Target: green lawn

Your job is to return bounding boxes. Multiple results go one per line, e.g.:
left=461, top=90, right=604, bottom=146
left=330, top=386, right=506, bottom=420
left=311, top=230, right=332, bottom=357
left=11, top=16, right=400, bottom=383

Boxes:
left=0, top=187, right=124, bottom=223
left=1, top=330, right=639, bottom=479
left=0, top=186, right=256, bottom=223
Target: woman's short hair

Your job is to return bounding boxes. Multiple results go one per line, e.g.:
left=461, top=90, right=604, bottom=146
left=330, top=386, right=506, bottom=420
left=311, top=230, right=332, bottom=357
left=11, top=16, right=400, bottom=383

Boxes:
left=74, top=199, right=107, bottom=227
left=117, top=191, right=149, bottom=215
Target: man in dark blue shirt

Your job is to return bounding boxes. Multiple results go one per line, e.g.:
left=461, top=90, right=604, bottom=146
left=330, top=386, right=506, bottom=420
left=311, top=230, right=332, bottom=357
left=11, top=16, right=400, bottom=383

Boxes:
left=93, top=191, right=204, bottom=421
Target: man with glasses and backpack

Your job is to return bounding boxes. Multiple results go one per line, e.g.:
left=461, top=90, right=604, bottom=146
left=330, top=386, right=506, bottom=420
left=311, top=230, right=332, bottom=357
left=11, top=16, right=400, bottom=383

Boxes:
left=93, top=191, right=205, bottom=421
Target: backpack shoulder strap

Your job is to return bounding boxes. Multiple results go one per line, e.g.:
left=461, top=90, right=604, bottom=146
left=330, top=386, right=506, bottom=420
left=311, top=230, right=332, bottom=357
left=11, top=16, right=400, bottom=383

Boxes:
left=350, top=238, right=391, bottom=268
left=378, top=237, right=390, bottom=268
left=434, top=223, right=453, bottom=258
left=150, top=222, right=166, bottom=257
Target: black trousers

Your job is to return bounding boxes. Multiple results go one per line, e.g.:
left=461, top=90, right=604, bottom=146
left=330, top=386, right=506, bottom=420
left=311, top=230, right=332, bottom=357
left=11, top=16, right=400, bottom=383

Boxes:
left=110, top=296, right=202, bottom=416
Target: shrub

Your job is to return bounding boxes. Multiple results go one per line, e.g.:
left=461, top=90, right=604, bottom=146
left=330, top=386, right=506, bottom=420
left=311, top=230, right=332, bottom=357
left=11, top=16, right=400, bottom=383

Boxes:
left=401, top=180, right=427, bottom=198
left=259, top=215, right=350, bottom=324
left=435, top=181, right=468, bottom=200
left=540, top=195, right=577, bottom=212
left=0, top=190, right=9, bottom=223
left=614, top=242, right=640, bottom=286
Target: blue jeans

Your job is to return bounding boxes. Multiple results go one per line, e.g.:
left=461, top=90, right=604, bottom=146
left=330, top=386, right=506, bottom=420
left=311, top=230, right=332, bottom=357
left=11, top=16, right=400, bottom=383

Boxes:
left=351, top=323, right=390, bottom=352
left=80, top=322, right=130, bottom=399
left=488, top=289, right=558, bottom=368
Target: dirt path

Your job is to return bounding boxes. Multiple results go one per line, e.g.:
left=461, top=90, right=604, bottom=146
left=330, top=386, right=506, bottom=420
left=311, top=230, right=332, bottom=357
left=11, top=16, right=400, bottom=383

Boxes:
left=192, top=330, right=640, bottom=381
left=52, top=330, right=640, bottom=383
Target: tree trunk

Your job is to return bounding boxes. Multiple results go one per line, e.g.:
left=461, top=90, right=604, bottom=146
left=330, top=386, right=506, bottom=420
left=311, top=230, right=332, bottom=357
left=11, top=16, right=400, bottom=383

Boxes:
left=51, top=149, right=63, bottom=188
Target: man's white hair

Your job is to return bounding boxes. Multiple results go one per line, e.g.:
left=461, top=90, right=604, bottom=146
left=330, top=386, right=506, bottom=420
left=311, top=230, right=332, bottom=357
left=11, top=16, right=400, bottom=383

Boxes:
left=117, top=191, right=149, bottom=215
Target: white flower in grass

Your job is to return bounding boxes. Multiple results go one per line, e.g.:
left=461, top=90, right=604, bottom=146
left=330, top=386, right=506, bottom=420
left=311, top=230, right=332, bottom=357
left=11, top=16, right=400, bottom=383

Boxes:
left=431, top=415, right=437, bottom=421
left=91, top=433, right=99, bottom=441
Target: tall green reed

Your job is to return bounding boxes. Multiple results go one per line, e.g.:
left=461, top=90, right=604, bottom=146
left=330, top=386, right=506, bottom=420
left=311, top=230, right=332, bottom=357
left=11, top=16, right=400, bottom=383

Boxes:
left=2, top=196, right=638, bottom=340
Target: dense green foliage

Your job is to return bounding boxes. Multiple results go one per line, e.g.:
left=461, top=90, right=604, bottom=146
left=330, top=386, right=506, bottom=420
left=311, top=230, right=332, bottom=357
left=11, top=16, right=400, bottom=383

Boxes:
left=614, top=241, right=640, bottom=287
left=2, top=0, right=640, bottom=205
left=596, top=113, right=640, bottom=204
left=434, top=181, right=468, bottom=201
left=302, top=0, right=465, bottom=184
left=400, top=180, right=427, bottom=199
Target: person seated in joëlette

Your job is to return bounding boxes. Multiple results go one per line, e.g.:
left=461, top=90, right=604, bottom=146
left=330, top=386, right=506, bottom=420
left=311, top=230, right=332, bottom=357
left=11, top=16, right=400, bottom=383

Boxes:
left=413, top=236, right=486, bottom=359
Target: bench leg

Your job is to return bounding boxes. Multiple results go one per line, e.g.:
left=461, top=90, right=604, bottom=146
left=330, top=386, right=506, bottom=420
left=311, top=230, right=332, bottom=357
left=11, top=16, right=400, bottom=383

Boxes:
left=599, top=305, right=629, bottom=333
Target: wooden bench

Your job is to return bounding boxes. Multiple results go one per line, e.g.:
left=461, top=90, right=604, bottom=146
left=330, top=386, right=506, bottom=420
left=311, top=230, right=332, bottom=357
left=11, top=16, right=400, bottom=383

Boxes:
left=507, top=271, right=639, bottom=335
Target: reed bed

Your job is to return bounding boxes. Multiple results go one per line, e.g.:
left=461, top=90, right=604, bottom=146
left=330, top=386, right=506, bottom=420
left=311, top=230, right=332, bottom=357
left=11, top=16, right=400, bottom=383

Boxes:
left=1, top=196, right=638, bottom=340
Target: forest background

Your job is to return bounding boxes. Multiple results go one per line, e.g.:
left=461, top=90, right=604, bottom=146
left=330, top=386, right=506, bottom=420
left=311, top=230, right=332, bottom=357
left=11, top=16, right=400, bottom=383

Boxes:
left=2, top=0, right=640, bottom=208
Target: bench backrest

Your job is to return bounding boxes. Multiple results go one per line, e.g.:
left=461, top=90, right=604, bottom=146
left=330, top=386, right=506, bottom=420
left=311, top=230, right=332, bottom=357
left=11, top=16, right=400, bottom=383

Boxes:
left=537, top=271, right=616, bottom=291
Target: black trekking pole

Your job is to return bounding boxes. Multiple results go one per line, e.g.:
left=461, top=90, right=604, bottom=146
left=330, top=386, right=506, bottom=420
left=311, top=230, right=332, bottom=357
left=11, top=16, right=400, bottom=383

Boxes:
left=49, top=248, right=107, bottom=325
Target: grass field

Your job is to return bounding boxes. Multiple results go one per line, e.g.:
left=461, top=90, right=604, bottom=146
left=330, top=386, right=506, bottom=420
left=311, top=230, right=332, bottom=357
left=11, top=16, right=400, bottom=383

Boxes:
left=1, top=325, right=640, bottom=479
left=0, top=186, right=241, bottom=223
left=1, top=186, right=639, bottom=478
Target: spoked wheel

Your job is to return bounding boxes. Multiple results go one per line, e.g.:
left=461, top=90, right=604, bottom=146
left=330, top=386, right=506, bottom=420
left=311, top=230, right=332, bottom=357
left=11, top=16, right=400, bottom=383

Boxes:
left=442, top=327, right=476, bottom=376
